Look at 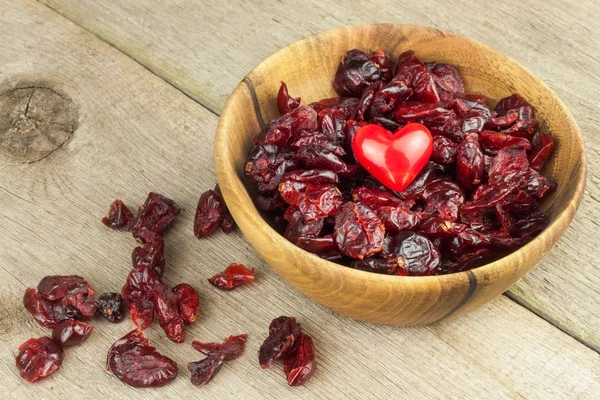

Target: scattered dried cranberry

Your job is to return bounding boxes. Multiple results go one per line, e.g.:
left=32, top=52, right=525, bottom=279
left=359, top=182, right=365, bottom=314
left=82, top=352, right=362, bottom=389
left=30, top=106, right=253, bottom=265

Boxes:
left=283, top=333, right=316, bottom=387
left=97, top=292, right=125, bottom=323
left=188, top=354, right=225, bottom=387
left=107, top=329, right=178, bottom=388
left=192, top=334, right=248, bottom=361
left=24, top=276, right=98, bottom=328
left=208, top=263, right=255, bottom=291
left=132, top=192, right=180, bottom=239
left=16, top=337, right=64, bottom=383
left=214, top=185, right=236, bottom=234
left=131, top=228, right=165, bottom=276
left=334, top=49, right=383, bottom=97
left=172, top=283, right=200, bottom=325
left=153, top=284, right=185, bottom=343
left=194, top=189, right=225, bottom=238
left=121, top=265, right=161, bottom=330
left=102, top=200, right=135, bottom=230
left=51, top=319, right=93, bottom=347
left=259, top=316, right=302, bottom=369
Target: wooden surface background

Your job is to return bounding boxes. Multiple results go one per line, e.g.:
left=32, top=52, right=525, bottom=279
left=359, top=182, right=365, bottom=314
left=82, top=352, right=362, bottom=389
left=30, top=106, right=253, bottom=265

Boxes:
left=0, top=0, right=598, bottom=398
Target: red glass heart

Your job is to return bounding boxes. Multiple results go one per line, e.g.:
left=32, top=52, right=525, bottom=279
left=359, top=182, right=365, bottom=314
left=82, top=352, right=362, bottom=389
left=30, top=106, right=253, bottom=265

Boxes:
left=352, top=123, right=433, bottom=192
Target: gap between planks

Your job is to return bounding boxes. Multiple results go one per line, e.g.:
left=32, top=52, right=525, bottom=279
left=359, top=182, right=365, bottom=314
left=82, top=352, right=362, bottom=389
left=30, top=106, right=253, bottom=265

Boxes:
left=34, top=0, right=598, bottom=355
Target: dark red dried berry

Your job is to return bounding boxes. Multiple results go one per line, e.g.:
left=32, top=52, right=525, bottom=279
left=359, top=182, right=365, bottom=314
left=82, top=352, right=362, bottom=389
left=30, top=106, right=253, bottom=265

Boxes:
left=259, top=316, right=302, bottom=369
left=24, top=288, right=63, bottom=328
left=369, top=49, right=394, bottom=83
left=192, top=334, right=248, bottom=361
left=283, top=333, right=316, bottom=387
left=121, top=265, right=162, bottom=330
left=426, top=62, right=464, bottom=102
left=188, top=354, right=225, bottom=387
left=131, top=228, right=165, bottom=276
left=277, top=81, right=301, bottom=115
left=245, top=144, right=298, bottom=193
left=295, top=235, right=341, bottom=260
left=431, top=136, right=457, bottom=164
left=480, top=130, right=531, bottom=155
left=194, top=189, right=225, bottom=238
left=456, top=133, right=484, bottom=190
left=37, top=275, right=90, bottom=301
left=172, top=283, right=200, bottom=325
left=102, top=200, right=135, bottom=230
left=382, top=232, right=441, bottom=276
left=296, top=146, right=359, bottom=177
left=529, top=132, right=555, bottom=171
left=107, top=329, right=178, bottom=388
left=97, top=292, right=126, bottom=323
left=334, top=202, right=384, bottom=259
left=376, top=202, right=423, bottom=234
left=334, top=49, right=383, bottom=97
left=351, top=186, right=402, bottom=208
left=153, top=284, right=185, bottom=343
left=51, top=319, right=93, bottom=347
left=16, top=337, right=64, bottom=383
left=208, top=263, right=255, bottom=291
left=394, top=50, right=440, bottom=103
left=214, top=184, right=236, bottom=234
left=132, top=192, right=181, bottom=239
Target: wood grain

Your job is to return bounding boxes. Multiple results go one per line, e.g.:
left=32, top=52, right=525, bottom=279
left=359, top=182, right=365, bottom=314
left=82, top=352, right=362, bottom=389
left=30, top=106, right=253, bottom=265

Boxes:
left=38, top=0, right=600, bottom=350
left=0, top=0, right=599, bottom=398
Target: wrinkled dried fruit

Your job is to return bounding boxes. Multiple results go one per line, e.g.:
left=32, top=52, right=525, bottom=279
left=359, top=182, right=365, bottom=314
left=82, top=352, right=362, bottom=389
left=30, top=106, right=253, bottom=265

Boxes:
left=188, top=354, right=225, bottom=387
left=277, top=81, right=301, bottom=115
left=395, top=50, right=439, bottom=103
left=132, top=192, right=181, bottom=239
left=456, top=133, right=484, bottom=190
left=51, top=319, right=93, bottom=347
left=208, top=263, right=255, bottom=291
left=192, top=334, right=248, bottom=361
left=121, top=265, right=162, bottom=330
left=259, top=316, right=302, bottom=369
left=283, top=333, right=316, bottom=386
left=172, top=283, right=200, bottom=325
left=334, top=202, right=384, bottom=259
left=153, top=284, right=185, bottom=343
left=529, top=132, right=555, bottom=170
left=107, top=329, right=177, bottom=388
left=97, top=292, right=126, bottom=323
left=16, top=337, right=64, bottom=383
left=383, top=232, right=441, bottom=276
left=102, top=200, right=135, bottom=230
left=334, top=49, right=383, bottom=97
left=132, top=228, right=165, bottom=276
left=194, top=189, right=225, bottom=238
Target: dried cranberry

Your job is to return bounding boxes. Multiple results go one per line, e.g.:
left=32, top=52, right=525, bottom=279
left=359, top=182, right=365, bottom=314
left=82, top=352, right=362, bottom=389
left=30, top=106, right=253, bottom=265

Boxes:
left=334, top=49, right=383, bottom=97
left=399, top=162, right=447, bottom=200
left=24, top=288, right=63, bottom=328
left=283, top=333, right=316, bottom=386
left=37, top=275, right=90, bottom=301
left=192, top=334, right=248, bottom=361
left=255, top=191, right=286, bottom=211
left=479, top=130, right=531, bottom=155
left=334, top=202, right=384, bottom=259
left=376, top=203, right=423, bottom=234
left=51, top=319, right=93, bottom=347
left=351, top=186, right=402, bottom=208
left=132, top=193, right=180, bottom=239
left=456, top=133, right=484, bottom=190
left=153, top=284, right=185, bottom=343
left=500, top=118, right=539, bottom=138
left=15, top=337, right=64, bottom=382
left=295, top=235, right=341, bottom=260
left=259, top=316, right=302, bottom=369
left=188, top=355, right=225, bottom=386
left=132, top=228, right=165, bottom=276
left=382, top=232, right=441, bottom=276
left=208, top=263, right=255, bottom=291
left=369, top=49, right=393, bottom=82
left=394, top=50, right=439, bottom=103
left=446, top=249, right=493, bottom=274
left=394, top=102, right=455, bottom=125
left=426, top=62, right=464, bottom=102
left=277, top=81, right=301, bottom=115
left=296, top=146, right=358, bottom=177
left=350, top=258, right=398, bottom=274
left=245, top=144, right=298, bottom=192
left=493, top=94, right=533, bottom=120
left=102, top=200, right=135, bottom=230
left=529, top=132, right=555, bottom=170
left=257, top=106, right=318, bottom=147
left=121, top=265, right=162, bottom=330
left=288, top=130, right=346, bottom=156
left=97, top=292, right=126, bottom=323
left=431, top=136, right=457, bottom=164
left=107, top=329, right=178, bottom=388
left=194, top=189, right=225, bottom=238
left=421, top=180, right=465, bottom=221
left=510, top=210, right=548, bottom=240
left=172, top=283, right=200, bottom=325
left=456, top=96, right=491, bottom=132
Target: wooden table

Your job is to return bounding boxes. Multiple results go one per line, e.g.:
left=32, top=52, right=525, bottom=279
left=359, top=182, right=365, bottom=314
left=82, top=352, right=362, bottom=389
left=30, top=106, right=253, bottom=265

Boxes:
left=1, top=0, right=599, bottom=398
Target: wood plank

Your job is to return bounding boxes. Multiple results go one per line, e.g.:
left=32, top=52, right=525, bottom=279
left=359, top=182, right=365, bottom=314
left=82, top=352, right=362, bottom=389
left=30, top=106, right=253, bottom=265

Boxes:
left=1, top=1, right=599, bottom=398
left=38, top=0, right=600, bottom=351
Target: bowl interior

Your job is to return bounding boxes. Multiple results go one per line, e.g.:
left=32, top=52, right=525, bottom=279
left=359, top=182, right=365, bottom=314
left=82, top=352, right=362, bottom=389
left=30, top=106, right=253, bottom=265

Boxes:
left=214, top=24, right=585, bottom=324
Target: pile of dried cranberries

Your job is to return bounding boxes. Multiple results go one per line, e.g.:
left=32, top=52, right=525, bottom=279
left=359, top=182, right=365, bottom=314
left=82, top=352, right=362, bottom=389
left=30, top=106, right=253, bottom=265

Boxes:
left=244, top=49, right=555, bottom=276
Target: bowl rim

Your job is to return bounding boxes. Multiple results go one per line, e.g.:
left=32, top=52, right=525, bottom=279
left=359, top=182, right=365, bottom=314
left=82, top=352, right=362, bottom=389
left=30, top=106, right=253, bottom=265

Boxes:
left=214, top=23, right=587, bottom=287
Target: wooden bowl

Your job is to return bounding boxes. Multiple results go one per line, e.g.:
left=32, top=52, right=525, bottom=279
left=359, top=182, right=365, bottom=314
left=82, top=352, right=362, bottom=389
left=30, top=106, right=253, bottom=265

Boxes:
left=214, top=24, right=586, bottom=325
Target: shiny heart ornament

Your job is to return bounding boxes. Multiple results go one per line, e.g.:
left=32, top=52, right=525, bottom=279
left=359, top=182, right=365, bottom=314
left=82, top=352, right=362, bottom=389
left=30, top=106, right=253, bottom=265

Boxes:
left=352, top=123, right=433, bottom=192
